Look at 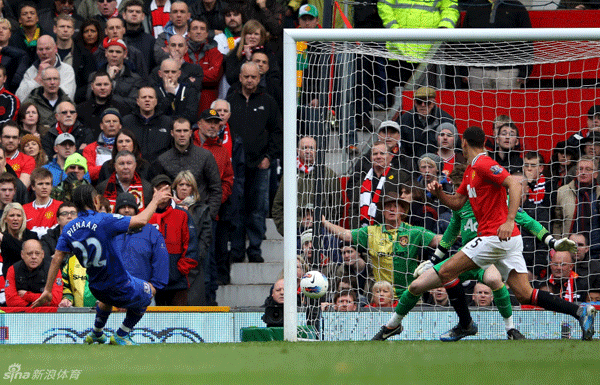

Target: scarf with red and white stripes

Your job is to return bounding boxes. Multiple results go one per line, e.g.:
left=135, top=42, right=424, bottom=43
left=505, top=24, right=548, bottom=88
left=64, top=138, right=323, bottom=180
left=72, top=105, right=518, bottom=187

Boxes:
left=359, top=167, right=390, bottom=226
left=549, top=270, right=579, bottom=303
left=297, top=156, right=313, bottom=174
left=527, top=175, right=546, bottom=204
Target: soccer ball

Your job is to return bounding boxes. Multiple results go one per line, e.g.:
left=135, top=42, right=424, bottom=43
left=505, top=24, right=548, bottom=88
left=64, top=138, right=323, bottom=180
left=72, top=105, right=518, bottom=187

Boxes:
left=300, top=271, right=328, bottom=299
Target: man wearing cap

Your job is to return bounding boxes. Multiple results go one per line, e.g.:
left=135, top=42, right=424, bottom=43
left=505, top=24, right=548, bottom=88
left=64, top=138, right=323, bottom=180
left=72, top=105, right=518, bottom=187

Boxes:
left=324, top=191, right=442, bottom=298
left=95, top=17, right=148, bottom=78
left=153, top=117, right=222, bottom=220
left=434, top=122, right=464, bottom=178
left=196, top=107, right=235, bottom=290
left=149, top=174, right=200, bottom=306
left=16, top=35, right=76, bottom=102
left=42, top=101, right=94, bottom=158
left=123, top=86, right=173, bottom=162
left=567, top=105, right=600, bottom=156
left=155, top=58, right=199, bottom=123
left=23, top=67, right=72, bottom=127
left=355, top=120, right=413, bottom=177
left=89, top=38, right=143, bottom=110
left=113, top=192, right=169, bottom=305
left=196, top=108, right=233, bottom=208
left=82, top=108, right=122, bottom=182
left=296, top=4, right=322, bottom=109
left=51, top=152, right=91, bottom=202
left=398, top=86, right=454, bottom=163
left=43, top=133, right=92, bottom=187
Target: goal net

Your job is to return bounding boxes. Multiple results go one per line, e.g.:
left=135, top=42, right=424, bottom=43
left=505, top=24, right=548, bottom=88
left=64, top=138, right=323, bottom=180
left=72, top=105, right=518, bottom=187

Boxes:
left=282, top=27, right=600, bottom=341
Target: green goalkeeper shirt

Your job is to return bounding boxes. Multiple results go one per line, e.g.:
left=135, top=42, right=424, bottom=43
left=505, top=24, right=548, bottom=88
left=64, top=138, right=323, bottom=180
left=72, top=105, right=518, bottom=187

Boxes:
left=439, top=200, right=549, bottom=251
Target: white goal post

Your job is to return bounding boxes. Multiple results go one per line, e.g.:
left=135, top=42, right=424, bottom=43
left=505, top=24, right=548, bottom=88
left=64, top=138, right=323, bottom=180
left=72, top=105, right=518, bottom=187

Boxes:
left=282, top=28, right=600, bottom=342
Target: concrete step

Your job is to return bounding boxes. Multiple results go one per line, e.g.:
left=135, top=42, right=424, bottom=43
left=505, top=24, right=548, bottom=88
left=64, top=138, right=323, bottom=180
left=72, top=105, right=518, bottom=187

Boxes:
left=265, top=218, right=282, bottom=240
left=230, top=262, right=283, bottom=285
left=261, top=239, right=283, bottom=263
left=216, top=284, right=272, bottom=308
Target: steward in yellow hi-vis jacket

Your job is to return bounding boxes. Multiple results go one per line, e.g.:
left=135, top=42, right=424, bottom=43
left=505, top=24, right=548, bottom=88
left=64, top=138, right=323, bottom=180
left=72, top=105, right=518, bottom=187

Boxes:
left=377, top=0, right=459, bottom=60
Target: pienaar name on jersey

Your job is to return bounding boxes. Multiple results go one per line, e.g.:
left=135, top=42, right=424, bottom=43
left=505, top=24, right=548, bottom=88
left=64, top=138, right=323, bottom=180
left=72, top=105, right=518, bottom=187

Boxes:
left=66, top=221, right=98, bottom=237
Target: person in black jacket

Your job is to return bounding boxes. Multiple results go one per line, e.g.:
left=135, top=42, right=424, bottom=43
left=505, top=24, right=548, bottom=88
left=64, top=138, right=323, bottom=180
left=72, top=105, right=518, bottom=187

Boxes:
left=226, top=61, right=282, bottom=262
left=87, top=39, right=143, bottom=110
left=53, top=15, right=96, bottom=104
left=9, top=3, right=49, bottom=64
left=0, top=18, right=30, bottom=93
left=155, top=58, right=199, bottom=123
left=123, top=86, right=173, bottom=162
left=76, top=71, right=132, bottom=138
left=152, top=118, right=222, bottom=220
left=123, top=0, right=156, bottom=75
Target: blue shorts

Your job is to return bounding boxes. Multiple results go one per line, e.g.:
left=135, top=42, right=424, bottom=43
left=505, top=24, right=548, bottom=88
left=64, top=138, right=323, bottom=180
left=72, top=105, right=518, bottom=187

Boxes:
left=90, top=275, right=153, bottom=311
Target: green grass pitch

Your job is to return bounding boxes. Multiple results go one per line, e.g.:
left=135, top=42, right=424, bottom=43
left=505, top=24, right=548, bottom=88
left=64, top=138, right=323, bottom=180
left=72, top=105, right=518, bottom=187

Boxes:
left=1, top=340, right=599, bottom=384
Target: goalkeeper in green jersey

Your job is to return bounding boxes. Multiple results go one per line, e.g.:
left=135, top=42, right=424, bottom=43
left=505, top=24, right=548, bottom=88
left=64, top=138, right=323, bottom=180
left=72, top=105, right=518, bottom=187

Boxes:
left=412, top=163, right=577, bottom=341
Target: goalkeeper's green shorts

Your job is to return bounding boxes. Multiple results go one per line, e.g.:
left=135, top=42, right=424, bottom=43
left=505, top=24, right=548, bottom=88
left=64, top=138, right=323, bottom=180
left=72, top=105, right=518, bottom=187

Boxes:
left=433, top=258, right=485, bottom=283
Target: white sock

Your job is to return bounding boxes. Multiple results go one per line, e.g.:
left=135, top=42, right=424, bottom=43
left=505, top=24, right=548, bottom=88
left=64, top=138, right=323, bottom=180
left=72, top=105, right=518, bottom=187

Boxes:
left=504, top=315, right=514, bottom=331
left=386, top=313, right=404, bottom=329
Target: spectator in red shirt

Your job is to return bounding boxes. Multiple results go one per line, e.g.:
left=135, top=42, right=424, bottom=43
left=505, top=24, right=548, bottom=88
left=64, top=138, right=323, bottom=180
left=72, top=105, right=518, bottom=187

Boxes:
left=23, top=168, right=62, bottom=238
left=1, top=121, right=35, bottom=188
left=5, top=238, right=61, bottom=307
left=185, top=17, right=223, bottom=112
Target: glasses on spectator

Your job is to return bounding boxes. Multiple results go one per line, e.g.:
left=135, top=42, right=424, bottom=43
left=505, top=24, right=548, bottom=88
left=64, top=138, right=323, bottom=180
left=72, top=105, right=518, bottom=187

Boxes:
left=58, top=210, right=77, bottom=217
left=414, top=99, right=432, bottom=106
left=67, top=165, right=86, bottom=170
left=60, top=110, right=77, bottom=115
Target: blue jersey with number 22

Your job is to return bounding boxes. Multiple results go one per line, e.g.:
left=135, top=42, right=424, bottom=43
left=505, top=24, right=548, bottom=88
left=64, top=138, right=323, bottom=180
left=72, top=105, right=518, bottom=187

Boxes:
left=56, top=210, right=131, bottom=293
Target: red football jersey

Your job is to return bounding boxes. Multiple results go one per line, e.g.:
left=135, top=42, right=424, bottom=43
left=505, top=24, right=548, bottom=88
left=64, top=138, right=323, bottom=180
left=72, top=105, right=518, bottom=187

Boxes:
left=23, top=199, right=63, bottom=237
left=456, top=153, right=520, bottom=237
left=7, top=150, right=35, bottom=177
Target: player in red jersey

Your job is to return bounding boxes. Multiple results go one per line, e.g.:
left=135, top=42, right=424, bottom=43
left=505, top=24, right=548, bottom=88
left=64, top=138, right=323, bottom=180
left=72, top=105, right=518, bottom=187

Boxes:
left=373, top=126, right=596, bottom=341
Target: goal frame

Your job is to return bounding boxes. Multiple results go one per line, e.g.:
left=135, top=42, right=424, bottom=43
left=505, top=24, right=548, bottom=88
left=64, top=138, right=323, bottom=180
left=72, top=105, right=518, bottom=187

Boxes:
left=282, top=27, right=600, bottom=342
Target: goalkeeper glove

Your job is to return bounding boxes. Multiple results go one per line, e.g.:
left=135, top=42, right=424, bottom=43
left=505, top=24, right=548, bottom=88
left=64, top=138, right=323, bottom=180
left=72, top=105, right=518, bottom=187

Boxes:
left=549, top=237, right=578, bottom=254
left=413, top=260, right=433, bottom=278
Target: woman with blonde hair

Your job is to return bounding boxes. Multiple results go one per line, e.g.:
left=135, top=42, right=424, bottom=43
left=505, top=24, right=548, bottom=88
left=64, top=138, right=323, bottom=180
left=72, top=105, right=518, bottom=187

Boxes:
left=367, top=280, right=397, bottom=308
left=172, top=170, right=201, bottom=210
left=0, top=202, right=38, bottom=276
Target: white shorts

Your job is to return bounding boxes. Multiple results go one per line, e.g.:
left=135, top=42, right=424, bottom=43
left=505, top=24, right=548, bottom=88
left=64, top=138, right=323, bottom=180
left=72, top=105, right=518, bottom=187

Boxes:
left=461, top=235, right=527, bottom=281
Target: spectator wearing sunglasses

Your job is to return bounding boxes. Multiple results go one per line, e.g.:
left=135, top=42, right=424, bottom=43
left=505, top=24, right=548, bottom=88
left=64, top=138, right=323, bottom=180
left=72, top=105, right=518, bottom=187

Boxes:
left=396, top=86, right=454, bottom=167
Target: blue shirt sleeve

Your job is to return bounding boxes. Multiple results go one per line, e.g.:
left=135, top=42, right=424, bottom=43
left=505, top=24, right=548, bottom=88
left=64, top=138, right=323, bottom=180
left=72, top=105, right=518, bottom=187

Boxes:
left=102, top=213, right=132, bottom=238
left=149, top=225, right=170, bottom=290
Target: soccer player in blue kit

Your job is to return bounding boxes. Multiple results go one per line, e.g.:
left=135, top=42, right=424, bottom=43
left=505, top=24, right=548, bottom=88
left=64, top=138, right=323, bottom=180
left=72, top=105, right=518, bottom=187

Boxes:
left=32, top=184, right=172, bottom=345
